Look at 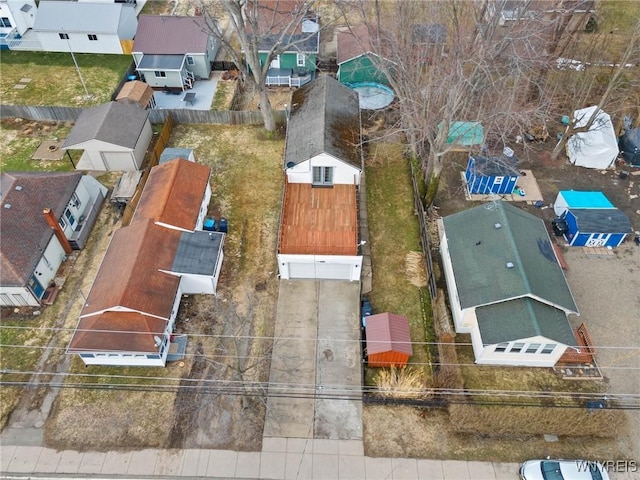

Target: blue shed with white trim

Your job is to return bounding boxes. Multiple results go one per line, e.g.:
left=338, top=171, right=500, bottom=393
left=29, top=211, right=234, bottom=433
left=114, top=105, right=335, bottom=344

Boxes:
left=561, top=208, right=633, bottom=247
left=465, top=152, right=519, bottom=195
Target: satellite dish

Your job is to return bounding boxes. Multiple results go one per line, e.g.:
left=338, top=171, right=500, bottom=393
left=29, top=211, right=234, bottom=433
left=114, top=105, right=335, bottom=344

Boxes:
left=153, top=336, right=162, bottom=347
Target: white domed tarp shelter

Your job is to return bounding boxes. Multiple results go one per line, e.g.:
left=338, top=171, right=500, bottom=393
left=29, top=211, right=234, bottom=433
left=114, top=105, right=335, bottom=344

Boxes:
left=566, top=106, right=619, bottom=169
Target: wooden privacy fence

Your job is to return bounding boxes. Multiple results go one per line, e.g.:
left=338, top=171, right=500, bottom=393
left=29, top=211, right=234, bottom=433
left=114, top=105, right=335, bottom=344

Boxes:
left=1, top=103, right=286, bottom=126
left=121, top=114, right=174, bottom=226
left=0, top=105, right=82, bottom=121
left=409, top=161, right=438, bottom=301
left=147, top=108, right=286, bottom=125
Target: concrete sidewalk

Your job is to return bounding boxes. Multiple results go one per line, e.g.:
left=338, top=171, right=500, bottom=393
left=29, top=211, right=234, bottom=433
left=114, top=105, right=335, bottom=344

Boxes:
left=1, top=437, right=523, bottom=479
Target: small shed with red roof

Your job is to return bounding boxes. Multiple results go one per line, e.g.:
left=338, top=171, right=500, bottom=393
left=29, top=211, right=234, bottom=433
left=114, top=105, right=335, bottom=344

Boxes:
left=365, top=312, right=413, bottom=367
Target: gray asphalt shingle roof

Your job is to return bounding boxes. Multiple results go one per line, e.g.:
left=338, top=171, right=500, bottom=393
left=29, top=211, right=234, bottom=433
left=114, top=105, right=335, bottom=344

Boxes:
left=138, top=54, right=185, bottom=70
left=133, top=15, right=209, bottom=54
left=443, top=201, right=578, bottom=314
left=570, top=208, right=634, bottom=234
left=172, top=231, right=224, bottom=276
left=476, top=297, right=576, bottom=346
left=62, top=102, right=149, bottom=150
left=34, top=1, right=128, bottom=33
left=1, top=172, right=82, bottom=286
left=284, top=75, right=361, bottom=169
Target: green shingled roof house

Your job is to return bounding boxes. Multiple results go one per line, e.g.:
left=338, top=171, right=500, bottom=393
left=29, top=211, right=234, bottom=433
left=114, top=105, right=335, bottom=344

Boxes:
left=438, top=201, right=579, bottom=367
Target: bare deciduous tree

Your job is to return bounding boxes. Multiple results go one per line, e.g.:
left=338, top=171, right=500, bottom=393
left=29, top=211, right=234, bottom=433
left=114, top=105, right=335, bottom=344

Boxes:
left=339, top=0, right=556, bottom=205
left=549, top=20, right=640, bottom=160
left=197, top=0, right=321, bottom=131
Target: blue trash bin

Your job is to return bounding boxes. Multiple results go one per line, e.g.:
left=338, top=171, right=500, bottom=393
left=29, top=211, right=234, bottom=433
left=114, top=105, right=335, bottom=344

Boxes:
left=203, top=218, right=216, bottom=231
left=218, top=218, right=228, bottom=233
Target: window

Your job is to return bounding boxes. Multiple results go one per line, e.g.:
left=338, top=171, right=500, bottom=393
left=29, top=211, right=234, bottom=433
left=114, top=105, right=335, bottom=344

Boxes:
left=494, top=343, right=508, bottom=353
left=58, top=216, right=66, bottom=230
left=88, top=34, right=98, bottom=41
left=80, top=354, right=95, bottom=358
left=312, top=166, right=333, bottom=186
left=64, top=209, right=76, bottom=227
left=70, top=192, right=81, bottom=208
left=494, top=176, right=504, bottom=185
left=541, top=344, right=556, bottom=354
left=509, top=342, right=525, bottom=353
left=526, top=343, right=541, bottom=354
left=154, top=71, right=167, bottom=78
left=12, top=294, right=28, bottom=306
left=186, top=55, right=194, bottom=65
left=297, top=53, right=306, bottom=67
left=0, top=17, right=12, bottom=28
left=59, top=33, right=69, bottom=40
left=0, top=293, right=11, bottom=305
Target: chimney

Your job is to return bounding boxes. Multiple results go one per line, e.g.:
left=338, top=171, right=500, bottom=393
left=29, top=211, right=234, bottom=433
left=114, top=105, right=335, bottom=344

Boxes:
left=43, top=208, right=73, bottom=254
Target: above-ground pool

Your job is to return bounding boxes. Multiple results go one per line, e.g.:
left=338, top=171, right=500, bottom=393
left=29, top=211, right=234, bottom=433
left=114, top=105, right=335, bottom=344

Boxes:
left=348, top=82, right=395, bottom=110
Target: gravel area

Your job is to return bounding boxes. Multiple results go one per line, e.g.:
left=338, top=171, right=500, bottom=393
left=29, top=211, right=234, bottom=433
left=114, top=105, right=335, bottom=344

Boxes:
left=563, top=242, right=640, bottom=459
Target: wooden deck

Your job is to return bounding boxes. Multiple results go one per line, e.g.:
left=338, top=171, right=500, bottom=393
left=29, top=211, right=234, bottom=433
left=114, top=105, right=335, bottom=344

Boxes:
left=279, top=182, right=358, bottom=255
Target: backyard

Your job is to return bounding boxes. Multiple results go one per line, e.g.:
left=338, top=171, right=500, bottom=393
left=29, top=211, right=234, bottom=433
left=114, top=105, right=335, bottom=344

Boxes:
left=0, top=51, right=132, bottom=107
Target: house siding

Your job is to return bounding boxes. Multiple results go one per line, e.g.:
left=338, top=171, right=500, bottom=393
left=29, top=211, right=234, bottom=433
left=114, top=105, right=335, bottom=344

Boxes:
left=475, top=335, right=567, bottom=367
left=36, top=31, right=125, bottom=54
left=338, top=54, right=389, bottom=85
left=286, top=154, right=361, bottom=185
left=0, top=286, right=40, bottom=307
left=139, top=67, right=185, bottom=89
left=260, top=52, right=317, bottom=73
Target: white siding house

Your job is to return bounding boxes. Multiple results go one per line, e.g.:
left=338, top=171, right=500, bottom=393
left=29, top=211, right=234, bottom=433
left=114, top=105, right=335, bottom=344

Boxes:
left=62, top=102, right=152, bottom=172
left=133, top=15, right=219, bottom=90
left=438, top=201, right=580, bottom=367
left=0, top=0, right=36, bottom=50
left=277, top=76, right=363, bottom=281
left=32, top=1, right=137, bottom=54
left=67, top=159, right=225, bottom=367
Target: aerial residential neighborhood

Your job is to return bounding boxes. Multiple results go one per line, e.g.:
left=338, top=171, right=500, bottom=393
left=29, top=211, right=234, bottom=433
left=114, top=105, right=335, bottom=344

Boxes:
left=0, top=1, right=639, bottom=479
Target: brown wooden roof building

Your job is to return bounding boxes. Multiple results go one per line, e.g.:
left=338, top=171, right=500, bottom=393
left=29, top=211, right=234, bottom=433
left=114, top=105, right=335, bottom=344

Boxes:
left=365, top=312, right=413, bottom=367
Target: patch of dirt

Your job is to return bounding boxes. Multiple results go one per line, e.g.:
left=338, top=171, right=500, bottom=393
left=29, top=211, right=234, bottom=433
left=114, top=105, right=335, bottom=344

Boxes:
left=235, top=81, right=293, bottom=111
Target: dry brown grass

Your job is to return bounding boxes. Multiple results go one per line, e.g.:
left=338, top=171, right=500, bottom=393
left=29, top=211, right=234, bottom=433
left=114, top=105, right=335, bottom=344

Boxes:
left=448, top=403, right=625, bottom=438
left=405, top=251, right=427, bottom=288
left=375, top=367, right=428, bottom=399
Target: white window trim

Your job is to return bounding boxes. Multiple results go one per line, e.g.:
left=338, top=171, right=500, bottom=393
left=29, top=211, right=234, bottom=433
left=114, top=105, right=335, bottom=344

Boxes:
left=297, top=53, right=305, bottom=67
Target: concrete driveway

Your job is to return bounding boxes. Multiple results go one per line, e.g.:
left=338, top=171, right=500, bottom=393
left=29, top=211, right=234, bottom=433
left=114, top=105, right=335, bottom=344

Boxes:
left=263, top=280, right=362, bottom=440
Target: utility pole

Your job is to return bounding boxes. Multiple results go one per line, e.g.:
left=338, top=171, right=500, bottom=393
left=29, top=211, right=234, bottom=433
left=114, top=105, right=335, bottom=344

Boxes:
left=62, top=27, right=91, bottom=99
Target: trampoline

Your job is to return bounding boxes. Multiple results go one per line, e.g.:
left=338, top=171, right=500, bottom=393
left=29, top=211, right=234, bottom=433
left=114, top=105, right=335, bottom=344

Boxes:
left=348, top=82, right=395, bottom=110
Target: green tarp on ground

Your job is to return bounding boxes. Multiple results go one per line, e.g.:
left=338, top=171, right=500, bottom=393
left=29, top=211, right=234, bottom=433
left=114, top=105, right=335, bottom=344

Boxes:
left=442, top=121, right=484, bottom=146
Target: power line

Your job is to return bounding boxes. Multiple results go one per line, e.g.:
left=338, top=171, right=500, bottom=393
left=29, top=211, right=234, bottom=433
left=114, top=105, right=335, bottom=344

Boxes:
left=1, top=325, right=638, bottom=351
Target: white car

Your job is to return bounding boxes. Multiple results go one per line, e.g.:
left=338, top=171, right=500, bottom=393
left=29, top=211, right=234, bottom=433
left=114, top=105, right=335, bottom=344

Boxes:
left=520, top=459, right=610, bottom=480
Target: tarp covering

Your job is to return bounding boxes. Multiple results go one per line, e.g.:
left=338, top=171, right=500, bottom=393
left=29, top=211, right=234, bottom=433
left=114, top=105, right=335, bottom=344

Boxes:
left=566, top=106, right=619, bottom=169
left=441, top=121, right=484, bottom=146
left=619, top=127, right=640, bottom=166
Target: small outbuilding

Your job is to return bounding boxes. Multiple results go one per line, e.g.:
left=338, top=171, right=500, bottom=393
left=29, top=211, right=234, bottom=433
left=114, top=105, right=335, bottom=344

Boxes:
left=465, top=150, right=519, bottom=195
left=553, top=190, right=613, bottom=217
left=365, top=312, right=413, bottom=367
left=116, top=80, right=156, bottom=109
left=62, top=102, right=152, bottom=172
left=561, top=208, right=633, bottom=248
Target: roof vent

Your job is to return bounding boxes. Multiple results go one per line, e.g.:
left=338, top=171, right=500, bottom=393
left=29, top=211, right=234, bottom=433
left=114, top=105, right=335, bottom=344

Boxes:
left=494, top=223, right=502, bottom=229
left=15, top=185, right=23, bottom=191
left=4, top=204, right=11, bottom=209
left=506, top=262, right=514, bottom=269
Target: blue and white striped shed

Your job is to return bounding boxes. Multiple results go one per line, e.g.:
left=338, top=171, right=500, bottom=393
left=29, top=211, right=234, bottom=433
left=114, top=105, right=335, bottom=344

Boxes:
left=562, top=208, right=633, bottom=247
left=465, top=152, right=519, bottom=195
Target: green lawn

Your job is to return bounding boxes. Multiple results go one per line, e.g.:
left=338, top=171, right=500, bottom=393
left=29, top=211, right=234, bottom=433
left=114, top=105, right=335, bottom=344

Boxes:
left=0, top=51, right=132, bottom=107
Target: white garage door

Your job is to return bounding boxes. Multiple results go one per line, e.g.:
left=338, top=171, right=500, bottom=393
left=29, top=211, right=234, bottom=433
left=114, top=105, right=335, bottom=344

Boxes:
left=288, top=262, right=353, bottom=280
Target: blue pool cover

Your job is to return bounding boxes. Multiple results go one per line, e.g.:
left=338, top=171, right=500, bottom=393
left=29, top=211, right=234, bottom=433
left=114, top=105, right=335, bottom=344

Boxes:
left=348, top=82, right=395, bottom=110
